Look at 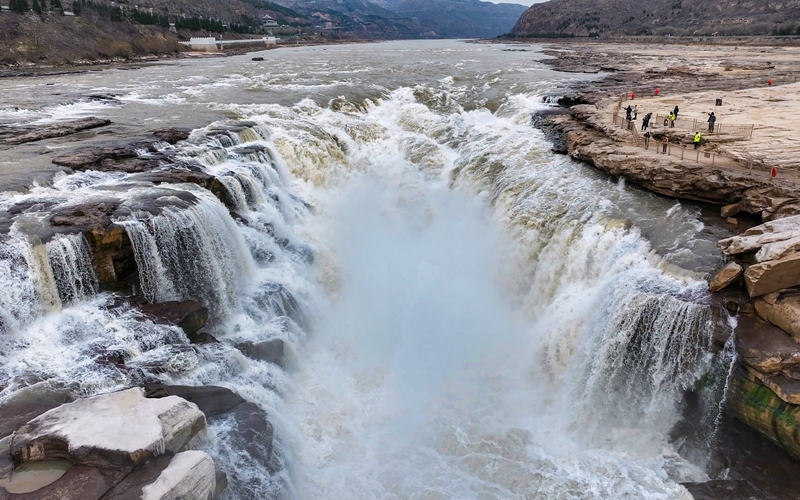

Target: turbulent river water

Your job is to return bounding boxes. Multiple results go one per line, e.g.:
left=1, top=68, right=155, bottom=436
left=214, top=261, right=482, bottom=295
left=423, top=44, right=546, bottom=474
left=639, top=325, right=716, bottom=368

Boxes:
left=0, top=40, right=739, bottom=499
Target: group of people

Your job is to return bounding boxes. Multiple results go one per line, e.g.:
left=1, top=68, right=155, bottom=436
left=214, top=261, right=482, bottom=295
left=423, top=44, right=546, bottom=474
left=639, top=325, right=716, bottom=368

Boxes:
left=623, top=103, right=719, bottom=152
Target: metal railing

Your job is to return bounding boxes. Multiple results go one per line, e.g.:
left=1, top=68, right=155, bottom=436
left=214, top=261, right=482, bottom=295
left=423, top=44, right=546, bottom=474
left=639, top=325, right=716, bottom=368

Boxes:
left=645, top=113, right=754, bottom=139
left=614, top=113, right=739, bottom=168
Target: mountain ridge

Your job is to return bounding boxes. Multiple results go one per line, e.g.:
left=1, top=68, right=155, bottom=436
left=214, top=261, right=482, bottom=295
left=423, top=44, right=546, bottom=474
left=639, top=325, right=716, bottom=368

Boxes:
left=510, top=0, right=800, bottom=37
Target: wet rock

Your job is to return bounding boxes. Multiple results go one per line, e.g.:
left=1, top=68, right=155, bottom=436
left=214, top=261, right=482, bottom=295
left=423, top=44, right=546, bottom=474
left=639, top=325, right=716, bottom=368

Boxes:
left=139, top=451, right=216, bottom=500
left=746, top=366, right=800, bottom=405
left=735, top=314, right=800, bottom=373
left=142, top=385, right=245, bottom=418
left=251, top=57, right=264, bottom=61
left=128, top=168, right=235, bottom=210
left=97, top=454, right=174, bottom=500
left=223, top=402, right=275, bottom=473
left=744, top=252, right=800, bottom=298
left=720, top=203, right=740, bottom=218
left=708, top=262, right=742, bottom=293
left=213, top=470, right=227, bottom=499
left=142, top=385, right=275, bottom=474
left=681, top=480, right=759, bottom=500
left=51, top=143, right=144, bottom=170
left=131, top=345, right=200, bottom=376
left=10, top=388, right=206, bottom=468
left=139, top=301, right=208, bottom=336
left=727, top=368, right=800, bottom=460
left=187, top=332, right=219, bottom=345
left=152, top=128, right=191, bottom=145
left=754, top=291, right=800, bottom=340
left=4, top=117, right=111, bottom=145
left=0, top=391, right=74, bottom=440
left=50, top=200, right=119, bottom=230
left=236, top=339, right=285, bottom=367
left=0, top=463, right=129, bottom=500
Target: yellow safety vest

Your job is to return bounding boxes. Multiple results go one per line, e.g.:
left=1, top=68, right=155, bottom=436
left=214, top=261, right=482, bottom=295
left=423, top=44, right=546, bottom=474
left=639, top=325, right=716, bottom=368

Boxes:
left=694, top=134, right=701, bottom=143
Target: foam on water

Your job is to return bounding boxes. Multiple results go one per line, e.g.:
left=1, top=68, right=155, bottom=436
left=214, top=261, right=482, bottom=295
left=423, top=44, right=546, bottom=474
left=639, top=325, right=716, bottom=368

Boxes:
left=235, top=86, right=717, bottom=499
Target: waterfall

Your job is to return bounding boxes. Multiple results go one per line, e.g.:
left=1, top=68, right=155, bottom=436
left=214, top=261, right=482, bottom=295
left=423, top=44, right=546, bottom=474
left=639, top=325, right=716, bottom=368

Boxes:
left=117, top=191, right=254, bottom=320
left=46, top=233, right=98, bottom=306
left=0, top=237, right=43, bottom=334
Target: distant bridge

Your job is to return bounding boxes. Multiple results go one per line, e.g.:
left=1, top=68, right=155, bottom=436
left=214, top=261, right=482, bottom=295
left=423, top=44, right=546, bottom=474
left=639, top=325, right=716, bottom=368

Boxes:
left=181, top=37, right=278, bottom=51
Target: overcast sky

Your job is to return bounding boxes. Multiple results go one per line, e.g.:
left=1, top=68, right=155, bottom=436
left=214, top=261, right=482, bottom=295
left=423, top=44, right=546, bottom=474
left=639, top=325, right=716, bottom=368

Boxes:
left=484, top=0, right=548, bottom=5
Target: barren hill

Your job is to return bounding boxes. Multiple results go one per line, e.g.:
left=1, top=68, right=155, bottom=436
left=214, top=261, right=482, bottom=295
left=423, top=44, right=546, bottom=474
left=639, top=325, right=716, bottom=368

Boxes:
left=510, top=0, right=800, bottom=37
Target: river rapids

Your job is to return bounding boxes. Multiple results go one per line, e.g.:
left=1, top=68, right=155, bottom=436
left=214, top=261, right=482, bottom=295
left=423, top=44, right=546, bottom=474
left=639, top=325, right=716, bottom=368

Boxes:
left=0, top=40, right=736, bottom=499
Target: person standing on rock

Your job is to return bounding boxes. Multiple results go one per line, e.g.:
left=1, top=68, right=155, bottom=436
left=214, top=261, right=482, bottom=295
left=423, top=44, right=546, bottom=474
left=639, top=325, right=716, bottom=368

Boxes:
left=673, top=105, right=680, bottom=119
left=707, top=112, right=716, bottom=133
left=694, top=131, right=702, bottom=150
left=644, top=131, right=652, bottom=149
left=641, top=112, right=652, bottom=131
left=668, top=112, right=676, bottom=128
left=662, top=135, right=669, bottom=154
left=625, top=105, right=633, bottom=121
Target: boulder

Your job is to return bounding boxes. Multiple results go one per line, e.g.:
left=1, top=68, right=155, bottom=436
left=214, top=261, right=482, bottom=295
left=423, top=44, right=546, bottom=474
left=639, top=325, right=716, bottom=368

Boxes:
left=734, top=314, right=800, bottom=373
left=755, top=292, right=800, bottom=340
left=708, top=262, right=743, bottom=293
left=717, top=214, right=800, bottom=258
left=152, top=128, right=191, bottom=144
left=746, top=366, right=800, bottom=405
left=223, top=402, right=275, bottom=473
left=4, top=117, right=111, bottom=145
left=10, top=388, right=205, bottom=468
left=143, top=385, right=275, bottom=473
left=720, top=203, right=740, bottom=218
left=727, top=368, right=800, bottom=460
left=139, top=301, right=208, bottom=336
left=744, top=252, right=800, bottom=297
left=139, top=451, right=216, bottom=500
left=142, top=385, right=245, bottom=418
left=236, top=339, right=285, bottom=367
left=97, top=454, right=174, bottom=500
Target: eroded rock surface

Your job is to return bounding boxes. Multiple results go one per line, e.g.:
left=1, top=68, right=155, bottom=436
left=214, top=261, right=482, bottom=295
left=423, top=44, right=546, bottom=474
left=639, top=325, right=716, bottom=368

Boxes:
left=4, top=117, right=111, bottom=145
left=708, top=262, right=742, bottom=293
left=746, top=367, right=800, bottom=405
left=140, top=451, right=216, bottom=500
left=139, top=301, right=209, bottom=336
left=10, top=388, right=205, bottom=468
left=755, top=292, right=800, bottom=340
left=744, top=253, right=800, bottom=298
left=236, top=338, right=285, bottom=367
left=734, top=315, right=800, bottom=373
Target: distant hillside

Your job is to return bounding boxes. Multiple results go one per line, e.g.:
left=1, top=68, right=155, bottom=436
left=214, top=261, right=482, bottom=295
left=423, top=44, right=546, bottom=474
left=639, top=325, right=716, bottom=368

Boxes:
left=0, top=0, right=533, bottom=66
left=273, top=0, right=425, bottom=37
left=510, top=0, right=800, bottom=37
left=375, top=0, right=527, bottom=38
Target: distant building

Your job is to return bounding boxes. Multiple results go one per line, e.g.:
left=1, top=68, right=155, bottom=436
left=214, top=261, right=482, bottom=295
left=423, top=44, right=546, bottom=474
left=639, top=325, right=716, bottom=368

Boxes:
left=261, top=15, right=279, bottom=28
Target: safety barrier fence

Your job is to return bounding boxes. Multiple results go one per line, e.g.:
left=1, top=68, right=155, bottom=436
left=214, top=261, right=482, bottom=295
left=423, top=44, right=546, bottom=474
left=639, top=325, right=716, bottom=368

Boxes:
left=646, top=113, right=754, bottom=139
left=611, top=112, right=799, bottom=183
